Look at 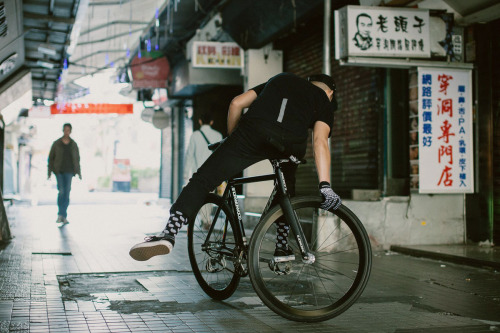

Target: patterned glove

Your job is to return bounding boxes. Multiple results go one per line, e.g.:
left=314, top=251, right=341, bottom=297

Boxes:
left=319, top=181, right=342, bottom=210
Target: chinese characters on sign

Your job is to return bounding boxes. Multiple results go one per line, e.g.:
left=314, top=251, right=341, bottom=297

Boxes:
left=192, top=42, right=243, bottom=69
left=418, top=68, right=473, bottom=193
left=336, top=6, right=430, bottom=58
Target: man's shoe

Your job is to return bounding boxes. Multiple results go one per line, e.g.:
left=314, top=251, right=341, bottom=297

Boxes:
left=62, top=217, right=70, bottom=224
left=129, top=235, right=175, bottom=261
left=56, top=215, right=64, bottom=223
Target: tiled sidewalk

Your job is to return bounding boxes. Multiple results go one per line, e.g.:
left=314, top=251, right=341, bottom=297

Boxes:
left=1, top=194, right=499, bottom=332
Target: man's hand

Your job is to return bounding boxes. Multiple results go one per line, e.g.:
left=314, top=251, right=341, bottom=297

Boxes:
left=319, top=181, right=341, bottom=210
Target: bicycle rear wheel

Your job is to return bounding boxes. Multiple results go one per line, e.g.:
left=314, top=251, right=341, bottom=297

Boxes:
left=188, top=193, right=242, bottom=300
left=248, top=196, right=372, bottom=322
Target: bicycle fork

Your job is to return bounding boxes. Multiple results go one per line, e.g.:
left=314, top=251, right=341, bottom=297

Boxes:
left=274, top=161, right=315, bottom=264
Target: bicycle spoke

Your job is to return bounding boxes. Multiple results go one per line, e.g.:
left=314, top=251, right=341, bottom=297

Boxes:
left=310, top=264, right=342, bottom=302
left=249, top=198, right=372, bottom=321
left=188, top=195, right=242, bottom=300
left=286, top=261, right=308, bottom=307
left=309, top=215, right=341, bottom=251
left=315, top=247, right=359, bottom=258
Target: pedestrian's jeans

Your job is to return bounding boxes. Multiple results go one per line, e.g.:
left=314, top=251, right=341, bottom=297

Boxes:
left=171, top=121, right=306, bottom=221
left=55, top=172, right=73, bottom=218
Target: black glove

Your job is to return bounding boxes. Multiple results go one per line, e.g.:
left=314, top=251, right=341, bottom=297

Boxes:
left=319, top=181, right=341, bottom=210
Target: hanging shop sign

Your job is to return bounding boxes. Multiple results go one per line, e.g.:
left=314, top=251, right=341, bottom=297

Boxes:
left=418, top=67, right=473, bottom=193
left=50, top=103, right=133, bottom=114
left=335, top=5, right=430, bottom=59
left=130, top=53, right=170, bottom=89
left=192, top=41, right=243, bottom=68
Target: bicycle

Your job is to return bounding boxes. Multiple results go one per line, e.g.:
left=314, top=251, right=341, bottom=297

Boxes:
left=187, top=143, right=372, bottom=322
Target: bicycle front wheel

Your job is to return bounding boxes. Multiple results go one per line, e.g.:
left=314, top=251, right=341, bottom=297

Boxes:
left=188, top=193, right=242, bottom=300
left=248, top=196, right=372, bottom=322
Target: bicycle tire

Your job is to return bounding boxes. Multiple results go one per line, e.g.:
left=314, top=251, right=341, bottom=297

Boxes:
left=188, top=193, right=242, bottom=300
left=248, top=196, right=372, bottom=322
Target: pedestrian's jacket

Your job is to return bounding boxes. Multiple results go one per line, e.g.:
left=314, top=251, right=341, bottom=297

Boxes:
left=48, top=138, right=81, bottom=178
left=184, top=125, right=223, bottom=181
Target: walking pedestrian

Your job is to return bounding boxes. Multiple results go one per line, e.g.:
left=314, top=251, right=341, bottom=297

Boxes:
left=184, top=112, right=223, bottom=185
left=48, top=123, right=81, bottom=224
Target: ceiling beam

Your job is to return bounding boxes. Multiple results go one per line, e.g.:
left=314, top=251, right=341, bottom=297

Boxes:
left=88, top=0, right=132, bottom=5
left=24, top=12, right=76, bottom=25
left=70, top=49, right=126, bottom=63
left=77, top=28, right=144, bottom=45
left=80, top=20, right=149, bottom=36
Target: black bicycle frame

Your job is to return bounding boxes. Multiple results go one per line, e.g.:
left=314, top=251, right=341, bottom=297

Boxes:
left=215, top=159, right=313, bottom=261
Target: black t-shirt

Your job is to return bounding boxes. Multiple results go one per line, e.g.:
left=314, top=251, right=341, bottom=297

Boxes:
left=241, top=72, right=336, bottom=142
left=59, top=142, right=74, bottom=174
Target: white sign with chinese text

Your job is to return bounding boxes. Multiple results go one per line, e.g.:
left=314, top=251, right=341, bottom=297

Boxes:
left=418, top=67, right=474, bottom=193
left=192, top=41, right=243, bottom=69
left=336, top=6, right=430, bottom=58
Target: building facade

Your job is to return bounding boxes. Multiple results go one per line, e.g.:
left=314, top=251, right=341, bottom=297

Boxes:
left=132, top=0, right=499, bottom=248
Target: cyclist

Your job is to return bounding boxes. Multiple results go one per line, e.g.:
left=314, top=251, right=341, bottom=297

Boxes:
left=130, top=72, right=342, bottom=261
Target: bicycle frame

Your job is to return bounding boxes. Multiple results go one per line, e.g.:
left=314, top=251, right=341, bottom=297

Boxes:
left=210, top=159, right=314, bottom=263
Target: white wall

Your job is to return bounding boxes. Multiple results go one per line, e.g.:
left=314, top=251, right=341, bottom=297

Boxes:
left=344, top=194, right=465, bottom=249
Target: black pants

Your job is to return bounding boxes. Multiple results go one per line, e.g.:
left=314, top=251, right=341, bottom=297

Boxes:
left=171, top=120, right=306, bottom=220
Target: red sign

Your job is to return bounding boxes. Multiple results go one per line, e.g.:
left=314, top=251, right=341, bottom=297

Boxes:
left=50, top=103, right=133, bottom=114
left=112, top=159, right=131, bottom=182
left=130, top=55, right=170, bottom=88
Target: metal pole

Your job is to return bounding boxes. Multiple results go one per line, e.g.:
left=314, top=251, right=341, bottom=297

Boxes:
left=323, top=0, right=331, bottom=75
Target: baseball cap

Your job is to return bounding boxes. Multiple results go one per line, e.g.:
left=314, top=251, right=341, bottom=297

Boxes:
left=307, top=74, right=336, bottom=93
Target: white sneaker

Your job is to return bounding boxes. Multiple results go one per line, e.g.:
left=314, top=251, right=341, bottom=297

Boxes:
left=129, top=235, right=175, bottom=261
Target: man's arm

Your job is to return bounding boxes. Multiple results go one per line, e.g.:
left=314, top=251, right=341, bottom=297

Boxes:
left=227, top=90, right=258, bottom=135
left=313, top=121, right=342, bottom=210
left=48, top=142, right=56, bottom=179
left=74, top=142, right=82, bottom=179
left=312, top=121, right=331, bottom=183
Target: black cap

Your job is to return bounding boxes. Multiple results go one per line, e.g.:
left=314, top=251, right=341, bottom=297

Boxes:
left=307, top=74, right=336, bottom=93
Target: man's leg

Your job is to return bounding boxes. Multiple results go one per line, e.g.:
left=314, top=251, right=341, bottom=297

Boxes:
left=130, top=127, right=271, bottom=261
left=273, top=162, right=298, bottom=255
left=55, top=174, right=65, bottom=220
left=61, top=173, right=73, bottom=222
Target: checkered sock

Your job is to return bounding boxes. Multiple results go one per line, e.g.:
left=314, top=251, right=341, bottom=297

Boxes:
left=275, top=220, right=290, bottom=249
left=163, top=211, right=188, bottom=237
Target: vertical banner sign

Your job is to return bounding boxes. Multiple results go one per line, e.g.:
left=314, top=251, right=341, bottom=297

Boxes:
left=418, top=68, right=474, bottom=193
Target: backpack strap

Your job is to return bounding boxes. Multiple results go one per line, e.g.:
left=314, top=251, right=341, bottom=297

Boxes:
left=199, top=129, right=211, bottom=145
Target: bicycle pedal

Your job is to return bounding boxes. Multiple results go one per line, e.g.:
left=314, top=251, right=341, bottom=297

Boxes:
left=268, top=261, right=291, bottom=275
